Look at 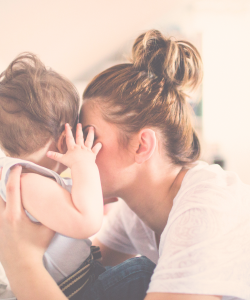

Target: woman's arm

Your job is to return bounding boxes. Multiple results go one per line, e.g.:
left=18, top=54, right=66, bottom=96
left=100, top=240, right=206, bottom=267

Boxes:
left=6, top=260, right=68, bottom=300
left=144, top=293, right=222, bottom=300
left=20, top=123, right=103, bottom=239
left=93, top=238, right=135, bottom=266
left=0, top=165, right=67, bottom=300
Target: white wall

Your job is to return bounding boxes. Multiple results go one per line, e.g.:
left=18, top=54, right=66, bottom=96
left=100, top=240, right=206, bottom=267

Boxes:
left=0, top=0, right=189, bottom=81
left=1, top=0, right=250, bottom=184
left=0, top=60, right=6, bottom=158
left=197, top=4, right=250, bottom=183
left=0, top=149, right=5, bottom=158
left=150, top=0, right=250, bottom=184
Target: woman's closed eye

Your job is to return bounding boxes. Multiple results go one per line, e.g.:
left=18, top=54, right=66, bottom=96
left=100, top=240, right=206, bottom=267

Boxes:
left=83, top=127, right=97, bottom=143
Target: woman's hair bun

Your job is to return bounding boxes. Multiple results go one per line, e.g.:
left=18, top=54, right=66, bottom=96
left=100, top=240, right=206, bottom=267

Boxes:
left=132, top=29, right=203, bottom=91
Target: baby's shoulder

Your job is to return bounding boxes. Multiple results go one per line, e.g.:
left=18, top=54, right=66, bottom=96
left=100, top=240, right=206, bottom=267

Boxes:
left=20, top=173, right=58, bottom=195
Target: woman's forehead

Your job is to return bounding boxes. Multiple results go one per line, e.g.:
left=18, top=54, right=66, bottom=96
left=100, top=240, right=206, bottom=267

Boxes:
left=80, top=101, right=110, bottom=134
left=81, top=102, right=121, bottom=139
left=80, top=101, right=100, bottom=124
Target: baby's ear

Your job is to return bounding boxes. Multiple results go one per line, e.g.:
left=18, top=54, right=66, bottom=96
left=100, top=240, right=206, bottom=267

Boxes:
left=57, top=130, right=67, bottom=154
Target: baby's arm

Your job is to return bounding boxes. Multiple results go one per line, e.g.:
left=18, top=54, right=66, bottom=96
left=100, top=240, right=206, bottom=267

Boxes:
left=21, top=123, right=103, bottom=239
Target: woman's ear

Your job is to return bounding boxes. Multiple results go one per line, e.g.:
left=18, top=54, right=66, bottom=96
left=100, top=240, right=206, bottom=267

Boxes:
left=56, top=130, right=67, bottom=154
left=135, top=129, right=156, bottom=164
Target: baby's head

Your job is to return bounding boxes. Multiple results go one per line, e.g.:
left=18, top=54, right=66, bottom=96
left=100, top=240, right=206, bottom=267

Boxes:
left=0, top=53, right=80, bottom=165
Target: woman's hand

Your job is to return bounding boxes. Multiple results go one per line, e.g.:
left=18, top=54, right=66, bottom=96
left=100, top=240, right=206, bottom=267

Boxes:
left=47, top=123, right=102, bottom=168
left=0, top=165, right=55, bottom=274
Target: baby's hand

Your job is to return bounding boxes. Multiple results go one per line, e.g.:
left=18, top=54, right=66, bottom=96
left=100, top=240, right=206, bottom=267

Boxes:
left=47, top=123, right=102, bottom=169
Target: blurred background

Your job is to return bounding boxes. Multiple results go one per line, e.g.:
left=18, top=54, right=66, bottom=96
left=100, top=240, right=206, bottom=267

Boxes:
left=1, top=0, right=250, bottom=183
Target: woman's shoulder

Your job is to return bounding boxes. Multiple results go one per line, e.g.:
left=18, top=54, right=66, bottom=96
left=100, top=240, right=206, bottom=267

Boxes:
left=183, top=161, right=242, bottom=187
left=178, top=161, right=248, bottom=202
left=149, top=165, right=250, bottom=298
left=163, top=161, right=250, bottom=247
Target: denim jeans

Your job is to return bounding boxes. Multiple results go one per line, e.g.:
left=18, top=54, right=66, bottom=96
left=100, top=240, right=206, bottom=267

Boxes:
left=80, top=256, right=156, bottom=300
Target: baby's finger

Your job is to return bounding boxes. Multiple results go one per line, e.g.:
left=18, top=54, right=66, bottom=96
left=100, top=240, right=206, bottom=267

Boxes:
left=76, top=123, right=84, bottom=146
left=0, top=195, right=6, bottom=212
left=65, top=123, right=75, bottom=150
left=92, top=142, right=102, bottom=156
left=5, top=165, right=23, bottom=216
left=103, top=197, right=118, bottom=205
left=47, top=151, right=64, bottom=163
left=0, top=167, right=2, bottom=180
left=84, top=127, right=95, bottom=149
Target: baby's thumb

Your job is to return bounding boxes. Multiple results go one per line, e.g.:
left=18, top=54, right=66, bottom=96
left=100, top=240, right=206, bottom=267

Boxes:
left=47, top=151, right=64, bottom=163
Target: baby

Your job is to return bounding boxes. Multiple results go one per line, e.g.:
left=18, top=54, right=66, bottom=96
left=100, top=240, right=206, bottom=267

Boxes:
left=0, top=53, right=104, bottom=299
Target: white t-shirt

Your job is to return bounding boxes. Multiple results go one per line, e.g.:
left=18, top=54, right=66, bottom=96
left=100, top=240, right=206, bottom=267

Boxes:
left=97, top=161, right=250, bottom=300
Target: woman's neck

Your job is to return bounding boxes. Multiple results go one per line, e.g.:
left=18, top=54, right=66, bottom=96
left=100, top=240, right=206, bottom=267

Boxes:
left=120, top=162, right=189, bottom=236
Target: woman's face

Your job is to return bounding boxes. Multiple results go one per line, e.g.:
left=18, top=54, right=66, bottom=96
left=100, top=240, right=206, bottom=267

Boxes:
left=80, top=101, right=136, bottom=199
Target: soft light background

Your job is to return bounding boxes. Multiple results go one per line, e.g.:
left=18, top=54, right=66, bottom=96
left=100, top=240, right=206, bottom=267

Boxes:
left=1, top=0, right=250, bottom=183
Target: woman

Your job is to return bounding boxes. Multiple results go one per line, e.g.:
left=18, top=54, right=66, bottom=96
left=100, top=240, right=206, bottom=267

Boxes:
left=1, top=29, right=250, bottom=300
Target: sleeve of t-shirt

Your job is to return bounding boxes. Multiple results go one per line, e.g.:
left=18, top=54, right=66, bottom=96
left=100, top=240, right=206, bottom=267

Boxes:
left=147, top=187, right=250, bottom=298
left=97, top=200, right=138, bottom=255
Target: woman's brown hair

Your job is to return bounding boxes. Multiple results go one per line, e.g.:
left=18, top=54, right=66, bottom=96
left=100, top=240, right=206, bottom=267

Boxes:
left=0, top=52, right=80, bottom=157
left=83, top=29, right=203, bottom=166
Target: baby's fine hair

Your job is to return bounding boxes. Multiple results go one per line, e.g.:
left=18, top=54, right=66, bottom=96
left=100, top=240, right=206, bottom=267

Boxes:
left=0, top=53, right=80, bottom=157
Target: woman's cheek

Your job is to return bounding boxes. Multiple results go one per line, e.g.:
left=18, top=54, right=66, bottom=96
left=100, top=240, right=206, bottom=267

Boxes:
left=95, top=151, right=107, bottom=173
